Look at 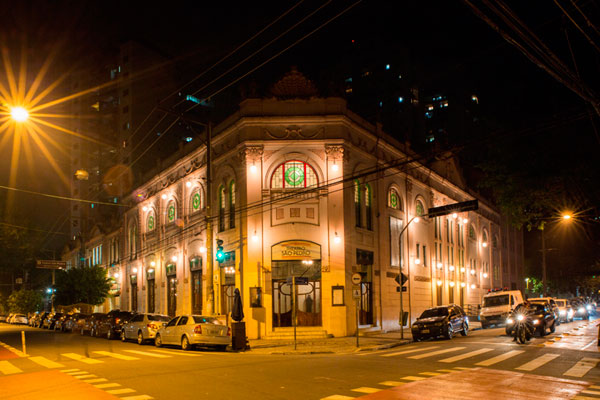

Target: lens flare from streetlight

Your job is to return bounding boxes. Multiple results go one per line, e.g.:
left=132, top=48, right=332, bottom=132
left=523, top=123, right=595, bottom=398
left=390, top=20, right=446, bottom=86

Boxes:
left=562, top=214, right=572, bottom=220
left=10, top=107, right=29, bottom=122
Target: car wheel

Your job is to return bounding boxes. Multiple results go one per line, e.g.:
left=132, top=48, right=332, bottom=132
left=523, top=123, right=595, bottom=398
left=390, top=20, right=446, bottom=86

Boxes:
left=137, top=331, right=144, bottom=345
left=181, top=336, right=191, bottom=351
left=444, top=324, right=453, bottom=340
left=155, top=334, right=162, bottom=347
left=505, top=328, right=512, bottom=336
left=217, top=345, right=228, bottom=351
left=461, top=322, right=468, bottom=336
left=550, top=321, right=556, bottom=333
left=121, top=331, right=126, bottom=342
left=538, top=325, right=546, bottom=337
left=413, top=335, right=420, bottom=342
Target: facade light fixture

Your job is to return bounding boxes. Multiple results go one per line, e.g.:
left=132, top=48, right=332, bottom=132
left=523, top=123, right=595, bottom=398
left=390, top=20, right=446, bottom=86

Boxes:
left=414, top=217, right=421, bottom=224
left=161, top=194, right=167, bottom=200
left=460, top=267, right=466, bottom=273
left=150, top=261, right=156, bottom=267
left=483, top=272, right=488, bottom=278
left=132, top=267, right=138, bottom=273
left=460, top=282, right=466, bottom=288
left=470, top=284, right=476, bottom=289
left=250, top=164, right=257, bottom=173
left=437, top=262, right=443, bottom=269
left=449, top=265, right=455, bottom=272
left=148, top=268, right=155, bottom=274
left=332, top=162, right=339, bottom=172
left=415, top=258, right=421, bottom=265
left=142, top=206, right=148, bottom=212
left=334, top=232, right=341, bottom=244
left=171, top=256, right=178, bottom=262
left=199, top=246, right=207, bottom=253
left=436, top=280, right=443, bottom=286
left=482, top=242, right=488, bottom=248
left=252, top=231, right=259, bottom=242
left=463, top=218, right=469, bottom=224
left=114, top=272, right=120, bottom=279
left=186, top=181, right=192, bottom=188
left=449, top=281, right=455, bottom=287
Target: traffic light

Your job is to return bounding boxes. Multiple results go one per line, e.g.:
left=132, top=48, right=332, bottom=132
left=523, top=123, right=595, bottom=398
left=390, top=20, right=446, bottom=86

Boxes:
left=216, top=239, right=225, bottom=262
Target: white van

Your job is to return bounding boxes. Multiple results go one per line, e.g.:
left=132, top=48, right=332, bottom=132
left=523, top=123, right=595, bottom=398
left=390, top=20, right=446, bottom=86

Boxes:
left=479, top=289, right=524, bottom=328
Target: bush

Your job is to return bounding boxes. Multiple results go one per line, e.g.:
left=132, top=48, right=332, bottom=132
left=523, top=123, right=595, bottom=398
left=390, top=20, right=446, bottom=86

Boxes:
left=7, top=289, right=43, bottom=314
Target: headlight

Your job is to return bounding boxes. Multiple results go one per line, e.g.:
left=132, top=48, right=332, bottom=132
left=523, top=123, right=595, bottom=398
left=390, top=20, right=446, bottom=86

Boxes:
left=579, top=307, right=585, bottom=313
left=533, top=319, right=539, bottom=325
left=586, top=305, right=592, bottom=311
left=560, top=310, right=566, bottom=315
left=506, top=318, right=514, bottom=324
left=568, top=310, right=574, bottom=316
left=517, top=314, right=524, bottom=321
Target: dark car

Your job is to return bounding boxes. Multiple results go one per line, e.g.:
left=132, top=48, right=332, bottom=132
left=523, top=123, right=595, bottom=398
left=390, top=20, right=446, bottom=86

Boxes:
left=571, top=300, right=590, bottom=320
left=63, top=313, right=89, bottom=333
left=96, top=310, right=134, bottom=340
left=80, top=313, right=107, bottom=336
left=506, top=303, right=556, bottom=336
left=411, top=305, right=469, bottom=341
left=43, top=312, right=64, bottom=330
left=35, top=311, right=50, bottom=328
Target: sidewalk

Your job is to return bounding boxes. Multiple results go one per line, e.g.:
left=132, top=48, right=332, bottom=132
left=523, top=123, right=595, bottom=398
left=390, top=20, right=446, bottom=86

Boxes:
left=245, top=321, right=482, bottom=355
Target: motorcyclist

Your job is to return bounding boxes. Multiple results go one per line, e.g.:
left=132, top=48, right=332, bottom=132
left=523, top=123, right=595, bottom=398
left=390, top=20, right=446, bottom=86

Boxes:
left=512, top=300, right=532, bottom=342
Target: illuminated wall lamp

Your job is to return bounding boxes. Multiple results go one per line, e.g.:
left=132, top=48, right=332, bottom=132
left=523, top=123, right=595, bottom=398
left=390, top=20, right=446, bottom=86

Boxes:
left=161, top=194, right=167, bottom=200
left=436, top=280, right=443, bottom=286
left=334, top=232, right=341, bottom=244
left=414, top=258, right=421, bottom=265
left=332, top=162, right=339, bottom=172
left=452, top=213, right=458, bottom=219
left=252, top=231, right=259, bottom=243
left=199, top=246, right=207, bottom=253
left=460, top=267, right=466, bottom=273
left=449, top=281, right=455, bottom=287
left=470, top=269, right=476, bottom=275
left=463, top=218, right=469, bottom=224
left=470, top=284, right=476, bottom=289
left=250, top=163, right=257, bottom=173
left=482, top=242, right=488, bottom=248
left=449, top=265, right=455, bottom=272
left=186, top=181, right=192, bottom=188
left=414, top=217, right=421, bottom=223
left=132, top=267, right=138, bottom=274
left=113, top=272, right=120, bottom=279
left=436, top=262, right=442, bottom=269
left=460, top=282, right=466, bottom=288
left=171, top=256, right=178, bottom=262
left=150, top=261, right=156, bottom=267
left=483, top=272, right=488, bottom=278
left=142, top=206, right=148, bottom=212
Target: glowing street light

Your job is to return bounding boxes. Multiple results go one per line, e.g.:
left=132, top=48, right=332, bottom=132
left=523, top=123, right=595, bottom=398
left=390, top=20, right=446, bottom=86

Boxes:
left=10, top=106, right=29, bottom=122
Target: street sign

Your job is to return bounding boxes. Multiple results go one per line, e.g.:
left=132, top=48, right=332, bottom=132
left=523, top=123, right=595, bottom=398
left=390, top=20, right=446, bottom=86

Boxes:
left=286, top=276, right=309, bottom=285
left=427, top=200, right=478, bottom=218
left=36, top=260, right=66, bottom=270
left=351, top=273, right=362, bottom=285
left=396, top=286, right=408, bottom=292
left=394, top=273, right=408, bottom=286
left=352, top=288, right=361, bottom=299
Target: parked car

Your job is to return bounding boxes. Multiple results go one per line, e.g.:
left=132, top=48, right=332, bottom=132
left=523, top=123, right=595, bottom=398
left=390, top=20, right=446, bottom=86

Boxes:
left=411, top=305, right=469, bottom=341
left=80, top=313, right=107, bottom=336
left=43, top=312, right=64, bottom=329
left=155, top=315, right=231, bottom=351
left=121, top=313, right=170, bottom=344
left=96, top=310, right=134, bottom=340
left=36, top=312, right=50, bottom=328
left=63, top=313, right=88, bottom=333
left=529, top=298, right=560, bottom=325
left=554, top=299, right=574, bottom=323
left=571, top=299, right=590, bottom=320
left=54, top=314, right=70, bottom=331
left=0, top=314, right=7, bottom=323
left=11, top=314, right=28, bottom=325
left=6, top=313, right=15, bottom=323
left=506, top=302, right=556, bottom=336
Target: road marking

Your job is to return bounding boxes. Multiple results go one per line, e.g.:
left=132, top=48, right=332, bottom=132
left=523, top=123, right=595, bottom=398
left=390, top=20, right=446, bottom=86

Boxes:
left=453, top=367, right=474, bottom=370
left=123, top=350, right=172, bottom=358
left=65, top=371, right=89, bottom=375
left=582, top=340, right=598, bottom=350
left=516, top=354, right=560, bottom=371
left=121, top=396, right=154, bottom=400
left=379, top=381, right=405, bottom=386
left=564, top=358, right=600, bottom=378
left=351, top=387, right=381, bottom=394
left=436, top=369, right=456, bottom=373
left=320, top=396, right=354, bottom=400
left=475, top=350, right=524, bottom=366
left=94, top=383, right=121, bottom=389
left=29, top=356, right=64, bottom=368
left=61, top=353, right=103, bottom=364
left=0, top=341, right=27, bottom=357
left=381, top=346, right=439, bottom=357
left=150, top=349, right=203, bottom=357
left=589, top=385, right=600, bottom=390
left=60, top=368, right=79, bottom=372
left=408, top=347, right=465, bottom=360
left=106, top=388, right=136, bottom=395
left=82, top=378, right=108, bottom=384
left=0, top=360, right=22, bottom=374
left=74, top=374, right=97, bottom=379
left=401, top=376, right=426, bottom=381
left=581, top=389, right=600, bottom=395
left=573, top=396, right=600, bottom=400
left=419, top=372, right=442, bottom=376
left=439, top=348, right=494, bottom=363
left=93, top=351, right=140, bottom=361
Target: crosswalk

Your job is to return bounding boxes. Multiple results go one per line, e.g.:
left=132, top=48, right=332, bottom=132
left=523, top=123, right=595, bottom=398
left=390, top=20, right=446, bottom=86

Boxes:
left=367, top=343, right=600, bottom=378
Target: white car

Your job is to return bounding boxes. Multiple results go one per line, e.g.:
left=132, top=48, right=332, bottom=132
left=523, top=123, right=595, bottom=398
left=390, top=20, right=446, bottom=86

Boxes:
left=11, top=314, right=28, bottom=325
left=121, top=313, right=170, bottom=344
left=554, top=299, right=573, bottom=322
left=155, top=315, right=231, bottom=351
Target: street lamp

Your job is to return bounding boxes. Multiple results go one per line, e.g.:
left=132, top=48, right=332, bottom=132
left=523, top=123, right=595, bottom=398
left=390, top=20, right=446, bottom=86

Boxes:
left=10, top=106, right=29, bottom=122
left=540, top=212, right=573, bottom=296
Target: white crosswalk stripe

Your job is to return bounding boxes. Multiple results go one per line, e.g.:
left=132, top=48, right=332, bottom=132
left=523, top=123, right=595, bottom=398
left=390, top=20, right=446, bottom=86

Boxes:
left=439, top=348, right=494, bottom=363
left=0, top=360, right=22, bottom=374
left=516, top=353, right=560, bottom=371
left=475, top=350, right=524, bottom=366
left=563, top=358, right=600, bottom=378
left=61, top=353, right=103, bottom=364
left=29, top=356, right=64, bottom=369
left=381, top=346, right=440, bottom=357
left=407, top=347, right=465, bottom=360
left=93, top=351, right=140, bottom=361
left=123, top=350, right=172, bottom=358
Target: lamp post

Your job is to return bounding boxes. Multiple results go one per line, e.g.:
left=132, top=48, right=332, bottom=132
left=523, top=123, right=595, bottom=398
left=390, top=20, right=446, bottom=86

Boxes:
left=398, top=215, right=420, bottom=339
left=540, top=213, right=573, bottom=296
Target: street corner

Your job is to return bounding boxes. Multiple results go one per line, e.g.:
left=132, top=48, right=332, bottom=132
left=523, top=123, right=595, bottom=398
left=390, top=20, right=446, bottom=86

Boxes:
left=0, top=370, right=119, bottom=400
left=353, top=368, right=592, bottom=400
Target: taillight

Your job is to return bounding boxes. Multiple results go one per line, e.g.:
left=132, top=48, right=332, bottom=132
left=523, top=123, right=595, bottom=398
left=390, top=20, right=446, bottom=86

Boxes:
left=147, top=323, right=159, bottom=330
left=194, top=325, right=202, bottom=334
left=227, top=327, right=231, bottom=336
left=115, top=318, right=120, bottom=324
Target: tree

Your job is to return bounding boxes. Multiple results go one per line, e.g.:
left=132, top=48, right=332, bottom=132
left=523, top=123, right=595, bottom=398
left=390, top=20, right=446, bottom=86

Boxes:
left=7, top=289, right=43, bottom=314
left=54, top=266, right=111, bottom=306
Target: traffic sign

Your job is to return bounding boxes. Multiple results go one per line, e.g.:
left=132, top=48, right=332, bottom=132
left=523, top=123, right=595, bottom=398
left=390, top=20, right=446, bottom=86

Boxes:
left=351, top=273, right=362, bottom=285
left=394, top=273, right=408, bottom=286
left=396, top=286, right=408, bottom=292
left=36, top=260, right=66, bottom=270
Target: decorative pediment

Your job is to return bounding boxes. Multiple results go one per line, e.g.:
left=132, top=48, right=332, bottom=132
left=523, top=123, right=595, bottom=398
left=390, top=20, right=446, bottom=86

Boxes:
left=269, top=67, right=319, bottom=99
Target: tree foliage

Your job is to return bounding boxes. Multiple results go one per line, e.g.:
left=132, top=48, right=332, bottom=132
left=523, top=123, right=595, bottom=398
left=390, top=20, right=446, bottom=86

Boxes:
left=7, top=289, right=43, bottom=314
left=54, top=266, right=111, bottom=306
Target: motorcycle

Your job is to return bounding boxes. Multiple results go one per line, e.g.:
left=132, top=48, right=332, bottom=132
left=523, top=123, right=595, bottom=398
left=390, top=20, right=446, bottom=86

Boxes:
left=508, top=313, right=534, bottom=344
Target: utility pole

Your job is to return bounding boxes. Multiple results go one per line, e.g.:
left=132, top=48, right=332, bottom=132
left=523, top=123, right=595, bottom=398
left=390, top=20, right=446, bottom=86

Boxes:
left=541, top=225, right=547, bottom=297
left=205, top=121, right=215, bottom=315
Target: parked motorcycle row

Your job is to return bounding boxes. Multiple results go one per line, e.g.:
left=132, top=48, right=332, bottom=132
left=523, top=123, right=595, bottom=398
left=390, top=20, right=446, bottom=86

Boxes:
left=1, top=310, right=232, bottom=351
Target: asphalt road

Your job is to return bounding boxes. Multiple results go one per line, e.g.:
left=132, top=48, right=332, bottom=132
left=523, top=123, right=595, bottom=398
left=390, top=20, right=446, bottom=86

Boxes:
left=1, top=317, right=600, bottom=400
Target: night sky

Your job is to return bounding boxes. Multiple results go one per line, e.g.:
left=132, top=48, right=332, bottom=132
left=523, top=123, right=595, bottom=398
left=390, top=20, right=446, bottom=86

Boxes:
left=1, top=1, right=599, bottom=285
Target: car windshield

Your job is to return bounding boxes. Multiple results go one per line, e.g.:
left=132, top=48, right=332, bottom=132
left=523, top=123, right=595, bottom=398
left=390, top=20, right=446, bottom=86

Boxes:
left=419, top=308, right=448, bottom=318
left=530, top=304, right=545, bottom=313
left=555, top=300, right=565, bottom=307
left=483, top=295, right=509, bottom=307
left=192, top=316, right=223, bottom=325
left=148, top=315, right=170, bottom=322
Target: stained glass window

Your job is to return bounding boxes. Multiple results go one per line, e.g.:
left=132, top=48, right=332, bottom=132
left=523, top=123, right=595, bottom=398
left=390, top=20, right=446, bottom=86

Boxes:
left=469, top=225, right=476, bottom=240
left=229, top=180, right=236, bottom=229
left=147, top=212, right=155, bottom=231
left=167, top=201, right=176, bottom=223
left=365, top=184, right=372, bottom=230
left=191, top=190, right=202, bottom=212
left=218, top=185, right=225, bottom=232
left=415, top=199, right=424, bottom=217
left=354, top=180, right=361, bottom=228
left=270, top=160, right=318, bottom=188
left=388, top=188, right=401, bottom=209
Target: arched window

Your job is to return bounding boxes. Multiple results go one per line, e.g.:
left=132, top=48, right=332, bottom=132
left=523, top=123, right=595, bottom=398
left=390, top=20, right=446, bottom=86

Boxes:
left=166, top=200, right=176, bottom=224
left=218, top=185, right=225, bottom=232
left=270, top=160, right=318, bottom=188
left=492, top=234, right=498, bottom=249
left=468, top=224, right=476, bottom=240
left=415, top=199, right=425, bottom=217
left=354, top=180, right=361, bottom=228
left=128, top=222, right=137, bottom=259
left=191, top=187, right=203, bottom=213
left=229, top=180, right=236, bottom=229
left=388, top=188, right=402, bottom=210
left=146, top=210, right=155, bottom=232
left=365, top=184, right=373, bottom=230
left=482, top=229, right=489, bottom=247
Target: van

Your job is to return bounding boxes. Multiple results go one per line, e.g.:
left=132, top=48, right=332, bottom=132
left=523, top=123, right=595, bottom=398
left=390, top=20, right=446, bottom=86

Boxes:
left=479, top=289, right=524, bottom=329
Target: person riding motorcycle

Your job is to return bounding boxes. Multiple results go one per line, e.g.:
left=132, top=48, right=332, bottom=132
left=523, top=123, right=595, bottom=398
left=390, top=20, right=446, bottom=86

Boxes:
left=512, top=300, right=534, bottom=343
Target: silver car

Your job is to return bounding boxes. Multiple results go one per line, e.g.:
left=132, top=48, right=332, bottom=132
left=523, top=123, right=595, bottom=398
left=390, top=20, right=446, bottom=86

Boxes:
left=154, top=315, right=231, bottom=351
left=121, top=313, right=170, bottom=345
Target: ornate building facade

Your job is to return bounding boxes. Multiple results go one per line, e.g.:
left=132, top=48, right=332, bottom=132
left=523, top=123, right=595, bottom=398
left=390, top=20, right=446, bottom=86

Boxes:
left=63, top=71, right=524, bottom=339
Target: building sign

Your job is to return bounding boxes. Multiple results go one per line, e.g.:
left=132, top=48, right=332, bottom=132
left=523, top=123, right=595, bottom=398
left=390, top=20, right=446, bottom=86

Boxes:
left=36, top=260, right=67, bottom=270
left=271, top=240, right=321, bottom=260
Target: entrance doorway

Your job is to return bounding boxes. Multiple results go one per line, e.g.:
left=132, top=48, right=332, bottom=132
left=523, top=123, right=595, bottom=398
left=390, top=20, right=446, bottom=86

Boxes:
left=357, top=250, right=374, bottom=326
left=147, top=279, right=155, bottom=313
left=449, top=285, right=454, bottom=304
left=191, top=270, right=202, bottom=314
left=167, top=276, right=177, bottom=316
left=131, top=282, right=138, bottom=311
left=272, top=260, right=321, bottom=327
